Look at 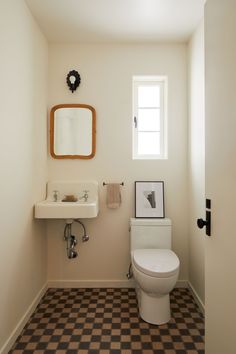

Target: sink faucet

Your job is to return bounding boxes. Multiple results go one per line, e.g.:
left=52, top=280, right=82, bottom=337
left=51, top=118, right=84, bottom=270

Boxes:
left=53, top=190, right=59, bottom=202
left=79, top=190, right=89, bottom=202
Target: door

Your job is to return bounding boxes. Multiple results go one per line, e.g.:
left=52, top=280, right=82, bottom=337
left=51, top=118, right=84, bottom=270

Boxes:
left=205, top=1, right=236, bottom=353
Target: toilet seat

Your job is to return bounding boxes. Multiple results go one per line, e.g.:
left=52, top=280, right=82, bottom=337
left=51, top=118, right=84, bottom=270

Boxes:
left=133, top=249, right=179, bottom=278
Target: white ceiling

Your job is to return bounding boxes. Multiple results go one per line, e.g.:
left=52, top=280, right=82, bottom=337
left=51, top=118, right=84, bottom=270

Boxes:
left=25, top=0, right=205, bottom=43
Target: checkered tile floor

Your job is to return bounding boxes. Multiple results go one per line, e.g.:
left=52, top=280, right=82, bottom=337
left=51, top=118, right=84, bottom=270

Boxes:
left=10, top=288, right=204, bottom=354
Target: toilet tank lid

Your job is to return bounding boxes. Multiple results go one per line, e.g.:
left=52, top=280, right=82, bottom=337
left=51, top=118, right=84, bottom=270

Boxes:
left=130, top=218, right=171, bottom=226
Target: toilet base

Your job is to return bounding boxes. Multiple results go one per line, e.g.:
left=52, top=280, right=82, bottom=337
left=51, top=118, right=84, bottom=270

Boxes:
left=137, top=288, right=171, bottom=325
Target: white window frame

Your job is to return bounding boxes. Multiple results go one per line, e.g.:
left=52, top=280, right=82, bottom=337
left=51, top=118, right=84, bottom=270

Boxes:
left=132, top=75, right=168, bottom=160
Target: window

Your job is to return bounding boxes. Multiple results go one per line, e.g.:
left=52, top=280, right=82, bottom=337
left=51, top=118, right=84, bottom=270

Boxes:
left=132, top=76, right=168, bottom=159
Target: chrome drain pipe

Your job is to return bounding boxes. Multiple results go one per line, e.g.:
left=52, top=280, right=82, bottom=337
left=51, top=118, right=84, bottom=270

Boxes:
left=63, top=219, right=89, bottom=259
left=64, top=222, right=78, bottom=259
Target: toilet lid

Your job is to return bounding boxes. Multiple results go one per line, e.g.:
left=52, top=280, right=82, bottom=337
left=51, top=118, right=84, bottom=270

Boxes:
left=133, top=249, right=180, bottom=278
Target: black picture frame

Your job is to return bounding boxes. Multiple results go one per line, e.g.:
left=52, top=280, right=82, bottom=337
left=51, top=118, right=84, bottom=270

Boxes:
left=135, top=181, right=165, bottom=218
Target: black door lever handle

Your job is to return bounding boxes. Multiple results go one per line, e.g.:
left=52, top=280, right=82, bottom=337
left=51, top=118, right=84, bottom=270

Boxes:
left=197, top=210, right=211, bottom=236
left=197, top=218, right=207, bottom=229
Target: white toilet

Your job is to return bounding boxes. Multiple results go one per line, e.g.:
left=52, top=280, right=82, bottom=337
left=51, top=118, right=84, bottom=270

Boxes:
left=130, top=218, right=180, bottom=325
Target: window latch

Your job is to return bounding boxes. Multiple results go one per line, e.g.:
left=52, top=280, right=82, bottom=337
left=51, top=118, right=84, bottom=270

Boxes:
left=134, top=116, right=138, bottom=128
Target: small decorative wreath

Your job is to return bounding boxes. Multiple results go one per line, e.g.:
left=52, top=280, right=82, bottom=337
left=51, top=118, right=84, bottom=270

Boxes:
left=66, top=70, right=81, bottom=93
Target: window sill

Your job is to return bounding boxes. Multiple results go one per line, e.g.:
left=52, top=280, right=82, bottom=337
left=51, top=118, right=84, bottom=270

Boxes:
left=132, top=155, right=168, bottom=160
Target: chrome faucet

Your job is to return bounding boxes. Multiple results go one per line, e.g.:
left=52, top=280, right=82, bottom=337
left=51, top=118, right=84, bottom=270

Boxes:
left=53, top=190, right=59, bottom=202
left=79, top=190, right=89, bottom=202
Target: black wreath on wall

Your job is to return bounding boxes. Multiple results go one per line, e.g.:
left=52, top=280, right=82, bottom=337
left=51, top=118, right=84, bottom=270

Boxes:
left=66, top=70, right=81, bottom=93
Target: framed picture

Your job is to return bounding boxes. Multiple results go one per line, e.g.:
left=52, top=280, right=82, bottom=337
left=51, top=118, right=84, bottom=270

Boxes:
left=135, top=181, right=165, bottom=218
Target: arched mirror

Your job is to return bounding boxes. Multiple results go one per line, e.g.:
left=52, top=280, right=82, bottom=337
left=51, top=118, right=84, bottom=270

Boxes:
left=50, top=104, right=96, bottom=159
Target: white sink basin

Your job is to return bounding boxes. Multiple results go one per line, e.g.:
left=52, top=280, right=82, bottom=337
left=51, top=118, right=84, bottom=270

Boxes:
left=35, top=181, right=99, bottom=219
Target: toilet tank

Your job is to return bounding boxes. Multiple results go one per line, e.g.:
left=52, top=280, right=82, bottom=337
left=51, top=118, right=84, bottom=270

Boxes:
left=130, top=218, right=172, bottom=251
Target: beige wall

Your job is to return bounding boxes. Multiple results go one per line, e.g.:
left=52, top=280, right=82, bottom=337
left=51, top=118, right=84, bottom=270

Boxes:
left=0, top=0, right=48, bottom=351
left=188, top=21, right=205, bottom=305
left=47, top=43, right=189, bottom=285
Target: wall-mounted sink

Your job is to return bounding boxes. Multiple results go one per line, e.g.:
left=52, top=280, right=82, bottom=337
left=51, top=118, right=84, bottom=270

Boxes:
left=35, top=181, right=99, bottom=219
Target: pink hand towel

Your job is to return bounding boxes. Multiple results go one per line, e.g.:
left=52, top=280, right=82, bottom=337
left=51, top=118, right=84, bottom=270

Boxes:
left=106, top=183, right=121, bottom=209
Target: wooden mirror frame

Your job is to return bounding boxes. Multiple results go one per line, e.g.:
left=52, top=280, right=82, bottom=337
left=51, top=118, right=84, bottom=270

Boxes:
left=50, top=104, right=96, bottom=159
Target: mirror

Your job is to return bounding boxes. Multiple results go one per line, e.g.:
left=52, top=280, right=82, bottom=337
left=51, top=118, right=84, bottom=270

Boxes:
left=50, top=104, right=96, bottom=159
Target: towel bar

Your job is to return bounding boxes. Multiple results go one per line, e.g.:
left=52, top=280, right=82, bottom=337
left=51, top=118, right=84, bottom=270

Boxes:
left=103, top=182, right=124, bottom=186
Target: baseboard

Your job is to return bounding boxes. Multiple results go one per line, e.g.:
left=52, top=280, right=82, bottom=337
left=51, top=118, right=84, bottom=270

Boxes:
left=48, top=279, right=189, bottom=289
left=47, top=279, right=188, bottom=289
left=47, top=279, right=136, bottom=288
left=0, top=283, right=48, bottom=354
left=188, top=281, right=205, bottom=314
left=176, top=280, right=188, bottom=288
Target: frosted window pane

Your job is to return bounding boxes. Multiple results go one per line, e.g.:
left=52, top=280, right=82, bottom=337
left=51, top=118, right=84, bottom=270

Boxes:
left=138, top=132, right=160, bottom=155
left=138, top=86, right=160, bottom=108
left=138, top=109, right=160, bottom=131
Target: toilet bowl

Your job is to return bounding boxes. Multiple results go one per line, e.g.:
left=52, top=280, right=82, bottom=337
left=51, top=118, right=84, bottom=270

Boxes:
left=130, top=218, right=180, bottom=325
left=132, top=248, right=179, bottom=324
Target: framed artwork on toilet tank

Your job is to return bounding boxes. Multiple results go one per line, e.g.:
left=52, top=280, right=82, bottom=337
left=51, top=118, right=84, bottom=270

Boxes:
left=135, top=181, right=165, bottom=218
